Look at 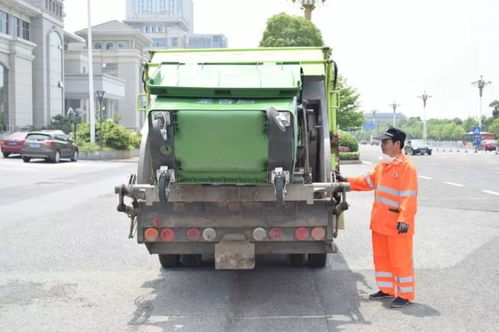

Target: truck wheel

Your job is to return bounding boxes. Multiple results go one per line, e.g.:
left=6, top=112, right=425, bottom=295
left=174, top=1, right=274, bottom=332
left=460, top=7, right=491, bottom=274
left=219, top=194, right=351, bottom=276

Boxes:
left=159, top=254, right=180, bottom=268
left=288, top=254, right=306, bottom=267
left=307, top=253, right=327, bottom=268
left=181, top=254, right=202, bottom=267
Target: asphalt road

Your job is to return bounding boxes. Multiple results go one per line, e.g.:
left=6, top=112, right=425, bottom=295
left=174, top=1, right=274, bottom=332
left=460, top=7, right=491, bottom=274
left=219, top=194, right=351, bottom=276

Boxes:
left=0, top=148, right=498, bottom=332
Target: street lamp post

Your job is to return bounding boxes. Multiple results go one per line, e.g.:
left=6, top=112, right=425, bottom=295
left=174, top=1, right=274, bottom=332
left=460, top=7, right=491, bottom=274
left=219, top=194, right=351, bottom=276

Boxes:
left=87, top=0, right=95, bottom=144
left=291, top=0, right=327, bottom=20
left=388, top=101, right=400, bottom=127
left=96, top=90, right=105, bottom=148
left=418, top=91, right=432, bottom=142
left=471, top=75, right=492, bottom=129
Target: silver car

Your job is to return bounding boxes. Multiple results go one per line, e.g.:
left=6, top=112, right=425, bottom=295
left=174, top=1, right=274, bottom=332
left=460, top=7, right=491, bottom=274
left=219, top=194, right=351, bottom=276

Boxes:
left=21, top=130, right=79, bottom=163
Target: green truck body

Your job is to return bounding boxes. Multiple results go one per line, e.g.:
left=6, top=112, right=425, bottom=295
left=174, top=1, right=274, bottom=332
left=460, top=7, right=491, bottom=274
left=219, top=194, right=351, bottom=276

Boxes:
left=116, top=47, right=349, bottom=269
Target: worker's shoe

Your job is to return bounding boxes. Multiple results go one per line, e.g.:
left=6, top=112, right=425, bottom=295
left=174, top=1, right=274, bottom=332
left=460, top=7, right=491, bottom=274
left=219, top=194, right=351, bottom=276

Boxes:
left=369, top=290, right=394, bottom=299
left=390, top=297, right=410, bottom=308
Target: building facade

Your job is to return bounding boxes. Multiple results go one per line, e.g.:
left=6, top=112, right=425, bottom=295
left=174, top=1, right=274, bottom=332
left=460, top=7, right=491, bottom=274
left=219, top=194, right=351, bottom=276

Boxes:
left=124, top=0, right=226, bottom=49
left=75, top=20, right=152, bottom=129
left=0, top=0, right=64, bottom=132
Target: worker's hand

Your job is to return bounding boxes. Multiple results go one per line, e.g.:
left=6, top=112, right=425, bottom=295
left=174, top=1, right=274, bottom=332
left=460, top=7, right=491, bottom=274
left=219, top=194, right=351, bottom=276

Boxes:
left=334, top=171, right=347, bottom=182
left=397, top=222, right=409, bottom=234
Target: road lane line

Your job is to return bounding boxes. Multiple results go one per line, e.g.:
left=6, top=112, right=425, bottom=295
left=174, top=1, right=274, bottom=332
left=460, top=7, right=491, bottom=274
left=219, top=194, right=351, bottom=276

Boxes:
left=418, top=175, right=433, bottom=180
left=481, top=190, right=499, bottom=196
left=362, top=161, right=373, bottom=165
left=443, top=181, right=465, bottom=187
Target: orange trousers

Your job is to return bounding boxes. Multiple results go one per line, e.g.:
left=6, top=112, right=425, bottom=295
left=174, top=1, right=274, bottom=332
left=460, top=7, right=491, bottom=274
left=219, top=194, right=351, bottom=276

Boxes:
left=372, top=231, right=415, bottom=300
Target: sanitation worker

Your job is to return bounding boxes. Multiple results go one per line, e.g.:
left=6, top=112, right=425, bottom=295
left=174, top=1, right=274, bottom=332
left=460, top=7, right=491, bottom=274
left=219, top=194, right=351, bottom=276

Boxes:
left=336, top=127, right=418, bottom=308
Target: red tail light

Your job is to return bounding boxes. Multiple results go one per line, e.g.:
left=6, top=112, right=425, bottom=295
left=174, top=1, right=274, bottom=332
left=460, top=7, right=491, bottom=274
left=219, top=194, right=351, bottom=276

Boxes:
left=46, top=141, right=55, bottom=147
left=160, top=228, right=175, bottom=241
left=19, top=140, right=25, bottom=145
left=269, top=227, right=283, bottom=240
left=311, top=227, right=326, bottom=241
left=144, top=228, right=159, bottom=241
left=294, top=227, right=309, bottom=241
left=186, top=228, right=200, bottom=241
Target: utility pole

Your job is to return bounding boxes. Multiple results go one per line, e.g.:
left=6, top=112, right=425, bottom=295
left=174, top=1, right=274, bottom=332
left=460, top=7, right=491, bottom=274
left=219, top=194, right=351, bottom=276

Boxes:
left=388, top=101, right=400, bottom=127
left=418, top=91, right=432, bottom=142
left=471, top=75, right=492, bottom=129
left=291, top=0, right=327, bottom=20
left=87, top=0, right=95, bottom=144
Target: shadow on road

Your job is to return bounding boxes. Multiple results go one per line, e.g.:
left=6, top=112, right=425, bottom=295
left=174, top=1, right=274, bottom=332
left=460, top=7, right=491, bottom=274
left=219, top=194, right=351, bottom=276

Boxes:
left=128, top=252, right=371, bottom=331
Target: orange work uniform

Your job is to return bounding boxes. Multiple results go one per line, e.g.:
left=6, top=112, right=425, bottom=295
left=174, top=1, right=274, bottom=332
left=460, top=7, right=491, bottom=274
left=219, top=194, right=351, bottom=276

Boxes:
left=347, top=153, right=418, bottom=300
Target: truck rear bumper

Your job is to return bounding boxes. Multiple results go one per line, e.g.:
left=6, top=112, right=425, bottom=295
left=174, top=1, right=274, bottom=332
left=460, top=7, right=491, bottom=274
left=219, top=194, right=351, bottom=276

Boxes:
left=145, top=240, right=336, bottom=255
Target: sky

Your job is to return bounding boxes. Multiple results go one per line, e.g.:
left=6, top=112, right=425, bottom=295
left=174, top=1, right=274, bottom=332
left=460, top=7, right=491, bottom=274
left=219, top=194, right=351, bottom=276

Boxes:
left=64, top=0, right=499, bottom=121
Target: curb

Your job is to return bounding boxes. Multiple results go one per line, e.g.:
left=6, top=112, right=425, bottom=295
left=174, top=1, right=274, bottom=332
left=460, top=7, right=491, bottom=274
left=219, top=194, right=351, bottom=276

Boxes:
left=79, top=149, right=139, bottom=160
left=340, top=159, right=362, bottom=165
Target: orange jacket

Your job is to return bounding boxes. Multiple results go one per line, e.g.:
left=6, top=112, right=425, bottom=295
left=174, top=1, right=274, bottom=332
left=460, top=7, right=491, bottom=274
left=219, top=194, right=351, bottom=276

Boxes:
left=347, top=153, right=418, bottom=236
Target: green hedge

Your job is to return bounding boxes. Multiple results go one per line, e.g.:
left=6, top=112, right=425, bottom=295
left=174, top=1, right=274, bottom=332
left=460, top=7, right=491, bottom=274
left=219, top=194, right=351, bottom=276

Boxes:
left=339, top=151, right=360, bottom=160
left=339, top=131, right=359, bottom=152
left=76, top=121, right=141, bottom=151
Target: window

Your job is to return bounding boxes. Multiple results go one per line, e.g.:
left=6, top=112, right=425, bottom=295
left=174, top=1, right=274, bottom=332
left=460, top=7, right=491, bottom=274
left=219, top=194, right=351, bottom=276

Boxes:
left=102, top=63, right=118, bottom=76
left=49, top=32, right=63, bottom=118
left=22, top=21, right=30, bottom=40
left=105, top=42, right=114, bottom=50
left=0, top=11, right=8, bottom=35
left=94, top=42, right=102, bottom=49
left=0, top=64, right=8, bottom=131
left=152, top=38, right=166, bottom=48
left=171, top=37, right=178, bottom=47
left=11, top=16, right=21, bottom=38
left=117, top=41, right=129, bottom=49
left=161, top=26, right=166, bottom=33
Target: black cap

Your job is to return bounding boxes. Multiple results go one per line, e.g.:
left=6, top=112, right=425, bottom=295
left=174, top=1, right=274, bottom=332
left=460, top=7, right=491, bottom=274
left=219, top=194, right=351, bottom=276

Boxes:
left=374, top=127, right=407, bottom=142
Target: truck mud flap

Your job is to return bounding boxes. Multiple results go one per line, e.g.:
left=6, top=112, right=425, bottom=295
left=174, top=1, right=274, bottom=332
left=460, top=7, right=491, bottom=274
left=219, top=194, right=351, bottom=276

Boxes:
left=215, top=241, right=255, bottom=270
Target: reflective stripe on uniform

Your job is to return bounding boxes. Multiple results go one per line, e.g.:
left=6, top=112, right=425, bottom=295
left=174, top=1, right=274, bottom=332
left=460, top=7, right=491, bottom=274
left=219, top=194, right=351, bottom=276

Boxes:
left=397, top=276, right=414, bottom=283
left=377, top=185, right=417, bottom=197
left=375, top=195, right=401, bottom=208
left=398, top=286, right=414, bottom=293
left=365, top=174, right=374, bottom=189
left=375, top=271, right=393, bottom=278
left=377, top=281, right=393, bottom=288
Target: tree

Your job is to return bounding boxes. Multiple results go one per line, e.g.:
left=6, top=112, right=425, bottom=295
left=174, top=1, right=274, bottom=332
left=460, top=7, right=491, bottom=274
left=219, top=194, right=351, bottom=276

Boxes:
left=260, top=13, right=363, bottom=130
left=260, top=13, right=323, bottom=47
left=336, top=76, right=364, bottom=130
left=490, top=100, right=499, bottom=118
left=489, top=118, right=499, bottom=138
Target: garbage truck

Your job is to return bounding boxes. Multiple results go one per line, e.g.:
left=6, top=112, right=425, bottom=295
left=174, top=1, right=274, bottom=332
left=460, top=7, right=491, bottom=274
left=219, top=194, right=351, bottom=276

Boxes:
left=115, top=47, right=350, bottom=269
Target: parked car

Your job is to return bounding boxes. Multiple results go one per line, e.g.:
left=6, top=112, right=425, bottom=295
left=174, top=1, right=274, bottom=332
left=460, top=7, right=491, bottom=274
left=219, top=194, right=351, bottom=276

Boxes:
left=1, top=131, right=29, bottom=158
left=404, top=139, right=432, bottom=155
left=482, top=139, right=498, bottom=151
left=21, top=130, right=78, bottom=163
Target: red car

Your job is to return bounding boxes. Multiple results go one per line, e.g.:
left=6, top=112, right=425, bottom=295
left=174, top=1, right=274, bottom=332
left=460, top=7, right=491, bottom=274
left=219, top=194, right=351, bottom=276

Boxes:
left=1, top=131, right=28, bottom=157
left=482, top=139, right=498, bottom=151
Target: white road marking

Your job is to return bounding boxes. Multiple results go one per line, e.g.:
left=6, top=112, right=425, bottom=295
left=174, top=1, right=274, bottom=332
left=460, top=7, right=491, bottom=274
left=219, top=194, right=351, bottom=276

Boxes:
left=362, top=161, right=373, bottom=165
left=418, top=175, right=433, bottom=180
left=443, top=181, right=465, bottom=187
left=481, top=190, right=499, bottom=196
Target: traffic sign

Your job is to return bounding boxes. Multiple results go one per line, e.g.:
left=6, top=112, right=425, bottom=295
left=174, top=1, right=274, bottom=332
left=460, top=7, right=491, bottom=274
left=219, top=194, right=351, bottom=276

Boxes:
left=363, top=123, right=376, bottom=130
left=473, top=126, right=481, bottom=146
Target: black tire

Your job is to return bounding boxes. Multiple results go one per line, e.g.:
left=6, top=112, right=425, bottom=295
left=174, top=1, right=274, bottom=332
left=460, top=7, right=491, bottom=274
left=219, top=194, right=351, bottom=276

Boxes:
left=52, top=150, right=61, bottom=163
left=22, top=156, right=31, bottom=163
left=288, top=254, right=306, bottom=267
left=307, top=253, right=327, bottom=268
left=181, top=254, right=202, bottom=267
left=3, top=152, right=10, bottom=158
left=427, top=150, right=432, bottom=155
left=159, top=254, right=180, bottom=268
left=70, top=150, right=78, bottom=162
left=411, top=149, right=417, bottom=156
